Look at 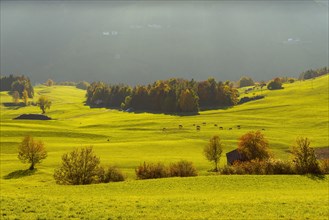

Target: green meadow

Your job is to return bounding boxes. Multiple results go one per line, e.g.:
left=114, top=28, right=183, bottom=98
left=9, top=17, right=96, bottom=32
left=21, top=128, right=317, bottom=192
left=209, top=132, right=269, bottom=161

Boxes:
left=1, top=75, right=328, bottom=219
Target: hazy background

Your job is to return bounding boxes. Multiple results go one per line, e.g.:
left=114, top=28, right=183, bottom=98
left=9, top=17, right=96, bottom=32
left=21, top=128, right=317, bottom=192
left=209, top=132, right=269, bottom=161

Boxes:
left=1, top=0, right=328, bottom=85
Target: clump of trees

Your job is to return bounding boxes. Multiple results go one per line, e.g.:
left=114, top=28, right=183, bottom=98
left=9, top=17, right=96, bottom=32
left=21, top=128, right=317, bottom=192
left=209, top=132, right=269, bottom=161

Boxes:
left=204, top=135, right=223, bottom=172
left=218, top=132, right=327, bottom=175
left=86, top=78, right=239, bottom=113
left=37, top=96, right=52, bottom=114
left=135, top=160, right=197, bottom=179
left=57, top=81, right=76, bottom=86
left=0, top=75, right=34, bottom=98
left=45, top=79, right=55, bottom=87
left=18, top=136, right=47, bottom=170
left=267, top=77, right=283, bottom=90
left=76, top=81, right=90, bottom=90
left=54, top=146, right=125, bottom=185
left=238, top=76, right=254, bottom=88
left=299, top=67, right=328, bottom=80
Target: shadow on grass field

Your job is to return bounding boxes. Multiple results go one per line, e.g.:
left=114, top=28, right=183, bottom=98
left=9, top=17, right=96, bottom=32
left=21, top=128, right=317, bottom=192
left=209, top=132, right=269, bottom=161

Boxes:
left=3, top=169, right=36, bottom=179
left=306, top=173, right=326, bottom=181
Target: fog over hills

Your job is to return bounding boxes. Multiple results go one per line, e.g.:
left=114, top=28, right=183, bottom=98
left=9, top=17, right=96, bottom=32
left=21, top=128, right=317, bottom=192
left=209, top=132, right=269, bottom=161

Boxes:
left=1, top=1, right=328, bottom=85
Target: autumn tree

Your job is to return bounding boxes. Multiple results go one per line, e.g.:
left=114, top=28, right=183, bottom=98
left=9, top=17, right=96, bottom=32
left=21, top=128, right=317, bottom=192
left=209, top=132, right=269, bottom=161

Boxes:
left=37, top=96, right=52, bottom=114
left=22, top=90, right=29, bottom=105
left=238, top=76, right=254, bottom=88
left=238, top=131, right=271, bottom=161
left=204, top=135, right=223, bottom=172
left=179, top=89, right=199, bottom=112
left=54, top=147, right=103, bottom=185
left=45, top=79, right=54, bottom=87
left=18, top=136, right=47, bottom=170
left=292, top=137, right=321, bottom=174
left=12, top=91, right=20, bottom=104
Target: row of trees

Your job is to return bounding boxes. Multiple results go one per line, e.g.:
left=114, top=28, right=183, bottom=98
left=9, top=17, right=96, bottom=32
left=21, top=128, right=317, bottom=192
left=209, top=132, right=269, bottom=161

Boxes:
left=86, top=78, right=239, bottom=113
left=203, top=131, right=325, bottom=175
left=45, top=79, right=90, bottom=90
left=299, top=67, right=328, bottom=80
left=0, top=75, right=34, bottom=98
left=17, top=132, right=327, bottom=186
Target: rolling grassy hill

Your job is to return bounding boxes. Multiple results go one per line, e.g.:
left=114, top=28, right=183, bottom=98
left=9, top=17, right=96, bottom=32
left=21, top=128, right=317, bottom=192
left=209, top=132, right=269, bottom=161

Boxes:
left=0, top=75, right=328, bottom=219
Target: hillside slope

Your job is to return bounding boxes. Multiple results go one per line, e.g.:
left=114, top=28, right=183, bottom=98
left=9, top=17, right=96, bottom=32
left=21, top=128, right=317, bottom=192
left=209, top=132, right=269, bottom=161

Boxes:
left=1, top=75, right=328, bottom=176
left=0, top=75, right=328, bottom=219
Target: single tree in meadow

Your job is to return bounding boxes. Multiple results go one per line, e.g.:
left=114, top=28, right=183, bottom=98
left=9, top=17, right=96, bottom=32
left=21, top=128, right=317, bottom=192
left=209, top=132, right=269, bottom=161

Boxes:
left=204, top=135, right=223, bottom=172
left=22, top=90, right=29, bottom=106
left=292, top=137, right=321, bottom=174
left=12, top=91, right=20, bottom=104
left=45, top=79, right=54, bottom=87
left=18, top=136, right=47, bottom=170
left=37, top=96, right=52, bottom=114
left=238, top=131, right=271, bottom=161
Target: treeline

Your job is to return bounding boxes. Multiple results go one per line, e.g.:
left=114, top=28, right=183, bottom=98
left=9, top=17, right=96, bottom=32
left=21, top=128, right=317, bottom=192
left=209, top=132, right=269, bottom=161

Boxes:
left=86, top=78, right=239, bottom=113
left=0, top=74, right=34, bottom=98
left=299, top=67, right=328, bottom=80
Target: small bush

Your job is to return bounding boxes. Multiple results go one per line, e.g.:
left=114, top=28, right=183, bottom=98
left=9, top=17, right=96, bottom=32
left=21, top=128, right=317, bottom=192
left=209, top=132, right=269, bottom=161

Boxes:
left=103, top=166, right=125, bottom=182
left=135, top=162, right=169, bottom=179
left=319, top=159, right=329, bottom=174
left=169, top=160, right=197, bottom=177
left=267, top=78, right=283, bottom=90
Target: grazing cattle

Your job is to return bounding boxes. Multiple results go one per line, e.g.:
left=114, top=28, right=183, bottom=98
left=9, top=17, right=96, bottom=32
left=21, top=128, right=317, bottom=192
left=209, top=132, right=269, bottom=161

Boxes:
left=262, top=128, right=265, bottom=131
left=219, top=127, right=223, bottom=130
left=107, top=139, right=110, bottom=142
left=202, top=122, right=206, bottom=125
left=162, top=128, right=166, bottom=132
left=237, top=125, right=241, bottom=129
left=179, top=125, right=183, bottom=129
left=193, top=124, right=196, bottom=126
left=229, top=128, right=232, bottom=130
left=214, top=124, right=218, bottom=127
left=196, top=125, right=201, bottom=131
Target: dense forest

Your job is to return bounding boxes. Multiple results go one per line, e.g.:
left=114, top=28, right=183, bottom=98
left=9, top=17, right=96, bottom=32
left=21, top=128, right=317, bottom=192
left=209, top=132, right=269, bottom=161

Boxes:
left=86, top=78, right=239, bottom=113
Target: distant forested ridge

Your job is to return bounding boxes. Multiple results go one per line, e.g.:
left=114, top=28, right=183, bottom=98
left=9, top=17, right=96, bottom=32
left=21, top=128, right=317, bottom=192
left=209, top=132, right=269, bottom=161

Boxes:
left=86, top=78, right=239, bottom=113
left=299, top=67, right=328, bottom=80
left=0, top=74, right=34, bottom=98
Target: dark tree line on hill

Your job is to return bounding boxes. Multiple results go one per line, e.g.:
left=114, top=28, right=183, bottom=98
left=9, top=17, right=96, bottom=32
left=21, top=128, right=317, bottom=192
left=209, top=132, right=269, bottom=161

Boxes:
left=299, top=67, right=328, bottom=80
left=0, top=74, right=34, bottom=98
left=86, top=78, right=239, bottom=113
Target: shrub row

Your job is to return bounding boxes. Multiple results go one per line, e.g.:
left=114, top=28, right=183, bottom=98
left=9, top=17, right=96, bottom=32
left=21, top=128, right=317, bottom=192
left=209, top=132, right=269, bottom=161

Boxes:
left=221, top=159, right=294, bottom=175
left=221, top=158, right=329, bottom=175
left=135, top=160, right=197, bottom=180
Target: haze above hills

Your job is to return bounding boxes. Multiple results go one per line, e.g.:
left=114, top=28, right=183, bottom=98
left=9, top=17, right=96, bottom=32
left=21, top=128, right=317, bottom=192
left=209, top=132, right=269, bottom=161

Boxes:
left=1, top=0, right=328, bottom=85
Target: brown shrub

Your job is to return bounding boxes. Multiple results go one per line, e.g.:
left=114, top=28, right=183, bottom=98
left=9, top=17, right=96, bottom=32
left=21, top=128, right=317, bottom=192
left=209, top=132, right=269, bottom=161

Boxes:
left=220, top=159, right=294, bottom=175
left=319, top=159, right=329, bottom=174
left=135, top=162, right=169, bottom=179
left=103, top=166, right=125, bottom=182
left=169, top=160, right=197, bottom=177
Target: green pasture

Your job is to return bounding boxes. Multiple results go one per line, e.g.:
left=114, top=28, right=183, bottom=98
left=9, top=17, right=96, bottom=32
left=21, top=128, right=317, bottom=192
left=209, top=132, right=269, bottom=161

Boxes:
left=0, top=75, right=328, bottom=219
